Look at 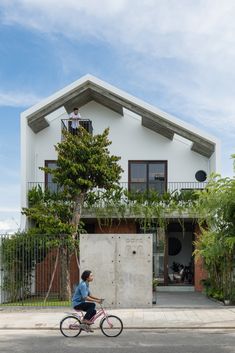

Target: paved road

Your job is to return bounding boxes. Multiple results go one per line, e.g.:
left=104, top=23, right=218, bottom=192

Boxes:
left=0, top=329, right=235, bottom=353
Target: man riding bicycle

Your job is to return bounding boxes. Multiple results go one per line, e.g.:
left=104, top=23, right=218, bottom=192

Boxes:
left=72, top=270, right=103, bottom=332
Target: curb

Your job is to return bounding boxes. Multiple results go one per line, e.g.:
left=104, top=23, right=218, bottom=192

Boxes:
left=1, top=326, right=235, bottom=331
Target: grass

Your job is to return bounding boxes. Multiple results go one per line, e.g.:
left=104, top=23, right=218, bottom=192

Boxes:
left=1, top=297, right=71, bottom=307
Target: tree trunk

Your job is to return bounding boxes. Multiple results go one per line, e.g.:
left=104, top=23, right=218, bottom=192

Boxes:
left=71, top=193, right=85, bottom=239
left=44, top=247, right=60, bottom=303
left=59, top=246, right=71, bottom=301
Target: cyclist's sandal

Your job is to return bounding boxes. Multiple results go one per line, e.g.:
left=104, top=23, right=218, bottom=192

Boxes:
left=79, top=323, right=94, bottom=333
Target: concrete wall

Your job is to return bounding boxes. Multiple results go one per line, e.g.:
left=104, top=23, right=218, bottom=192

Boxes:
left=80, top=234, right=152, bottom=308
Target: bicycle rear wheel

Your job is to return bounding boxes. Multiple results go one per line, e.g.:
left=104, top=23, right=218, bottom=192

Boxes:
left=100, top=315, right=123, bottom=337
left=60, top=315, right=81, bottom=337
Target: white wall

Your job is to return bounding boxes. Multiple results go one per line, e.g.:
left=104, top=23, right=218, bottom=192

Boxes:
left=22, top=101, right=218, bottom=214
left=21, top=114, right=37, bottom=229
left=77, top=101, right=210, bottom=182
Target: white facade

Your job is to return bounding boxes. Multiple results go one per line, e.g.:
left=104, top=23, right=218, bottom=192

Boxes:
left=20, top=75, right=220, bottom=229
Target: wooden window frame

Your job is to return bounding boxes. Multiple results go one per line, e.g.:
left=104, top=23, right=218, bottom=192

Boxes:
left=128, top=160, right=168, bottom=192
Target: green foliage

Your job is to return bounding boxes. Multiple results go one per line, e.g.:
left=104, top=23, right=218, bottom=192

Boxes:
left=0, top=231, right=52, bottom=302
left=194, top=158, right=235, bottom=302
left=20, top=127, right=123, bottom=301
left=41, top=128, right=123, bottom=196
left=23, top=186, right=76, bottom=235
left=152, top=278, right=158, bottom=290
left=85, top=187, right=199, bottom=231
left=24, top=127, right=123, bottom=235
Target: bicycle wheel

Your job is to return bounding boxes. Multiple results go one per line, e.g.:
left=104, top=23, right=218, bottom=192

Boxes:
left=100, top=315, right=123, bottom=337
left=60, top=315, right=82, bottom=337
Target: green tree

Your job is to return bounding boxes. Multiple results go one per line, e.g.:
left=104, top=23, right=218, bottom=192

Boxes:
left=23, top=127, right=122, bottom=300
left=194, top=155, right=235, bottom=302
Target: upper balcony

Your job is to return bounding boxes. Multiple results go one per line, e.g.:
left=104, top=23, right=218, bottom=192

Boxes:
left=27, top=181, right=207, bottom=197
left=61, top=118, right=93, bottom=135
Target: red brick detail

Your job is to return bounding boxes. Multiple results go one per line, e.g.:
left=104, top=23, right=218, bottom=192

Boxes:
left=95, top=220, right=137, bottom=234
left=194, top=224, right=207, bottom=292
left=35, top=250, right=79, bottom=295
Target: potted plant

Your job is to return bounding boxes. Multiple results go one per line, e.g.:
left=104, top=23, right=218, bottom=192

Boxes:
left=224, top=297, right=231, bottom=306
left=152, top=278, right=158, bottom=292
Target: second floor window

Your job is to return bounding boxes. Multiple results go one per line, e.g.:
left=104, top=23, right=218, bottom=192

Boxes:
left=128, top=161, right=167, bottom=194
left=45, top=160, right=58, bottom=192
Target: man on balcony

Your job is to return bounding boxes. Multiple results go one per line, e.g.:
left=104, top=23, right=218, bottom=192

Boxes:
left=69, top=107, right=81, bottom=135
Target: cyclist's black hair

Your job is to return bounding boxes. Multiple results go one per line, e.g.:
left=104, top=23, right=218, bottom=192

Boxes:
left=81, top=270, right=92, bottom=281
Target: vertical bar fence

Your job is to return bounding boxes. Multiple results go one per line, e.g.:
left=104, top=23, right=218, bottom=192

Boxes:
left=0, top=234, right=79, bottom=307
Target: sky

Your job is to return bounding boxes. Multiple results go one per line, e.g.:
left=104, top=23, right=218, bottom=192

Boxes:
left=0, top=0, right=234, bottom=233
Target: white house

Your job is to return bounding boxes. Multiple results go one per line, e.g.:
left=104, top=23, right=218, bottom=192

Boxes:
left=20, top=74, right=220, bottom=291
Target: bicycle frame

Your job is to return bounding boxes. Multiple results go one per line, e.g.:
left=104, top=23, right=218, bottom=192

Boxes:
left=60, top=303, right=123, bottom=337
left=74, top=304, right=110, bottom=325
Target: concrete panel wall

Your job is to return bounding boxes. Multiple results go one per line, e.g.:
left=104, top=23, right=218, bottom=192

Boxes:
left=80, top=234, right=152, bottom=308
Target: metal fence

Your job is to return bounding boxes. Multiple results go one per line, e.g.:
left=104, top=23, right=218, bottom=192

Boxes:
left=0, top=234, right=79, bottom=307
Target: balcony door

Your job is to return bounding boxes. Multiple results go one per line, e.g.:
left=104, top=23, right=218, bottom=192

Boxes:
left=128, top=161, right=167, bottom=194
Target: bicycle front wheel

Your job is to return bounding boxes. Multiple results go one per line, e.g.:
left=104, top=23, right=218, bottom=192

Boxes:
left=100, top=315, right=123, bottom=337
left=60, top=315, right=81, bottom=337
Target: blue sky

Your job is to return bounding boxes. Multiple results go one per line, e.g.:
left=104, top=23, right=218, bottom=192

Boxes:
left=0, top=0, right=234, bottom=233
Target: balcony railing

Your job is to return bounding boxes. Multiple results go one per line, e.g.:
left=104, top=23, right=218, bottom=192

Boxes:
left=61, top=118, right=93, bottom=134
left=27, top=181, right=207, bottom=196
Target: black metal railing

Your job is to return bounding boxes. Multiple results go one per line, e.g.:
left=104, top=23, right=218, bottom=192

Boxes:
left=27, top=181, right=207, bottom=196
left=61, top=118, right=93, bottom=134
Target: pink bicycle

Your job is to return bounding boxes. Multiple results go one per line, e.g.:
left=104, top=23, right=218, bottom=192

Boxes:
left=60, top=300, right=123, bottom=338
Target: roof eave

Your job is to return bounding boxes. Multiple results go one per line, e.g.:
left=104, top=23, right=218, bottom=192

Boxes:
left=23, top=75, right=217, bottom=157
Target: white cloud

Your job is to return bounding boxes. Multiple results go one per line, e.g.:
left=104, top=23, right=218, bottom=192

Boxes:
left=0, top=207, right=20, bottom=213
left=0, top=218, right=20, bottom=234
left=1, top=0, right=234, bottom=174
left=1, top=1, right=235, bottom=122
left=1, top=0, right=235, bottom=62
left=0, top=91, right=42, bottom=107
left=0, top=184, right=20, bottom=228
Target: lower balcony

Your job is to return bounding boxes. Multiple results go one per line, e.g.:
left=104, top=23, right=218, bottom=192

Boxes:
left=27, top=181, right=207, bottom=219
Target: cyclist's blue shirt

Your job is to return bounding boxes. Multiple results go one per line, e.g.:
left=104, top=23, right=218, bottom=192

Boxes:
left=72, top=280, right=90, bottom=307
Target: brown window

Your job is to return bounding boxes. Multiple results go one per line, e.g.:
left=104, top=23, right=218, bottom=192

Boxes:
left=128, top=161, right=167, bottom=194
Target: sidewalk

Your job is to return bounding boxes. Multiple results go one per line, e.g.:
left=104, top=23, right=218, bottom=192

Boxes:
left=1, top=306, right=235, bottom=330
left=0, top=293, right=235, bottom=330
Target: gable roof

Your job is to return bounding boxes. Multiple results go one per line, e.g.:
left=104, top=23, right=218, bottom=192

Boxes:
left=22, top=74, right=217, bottom=157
